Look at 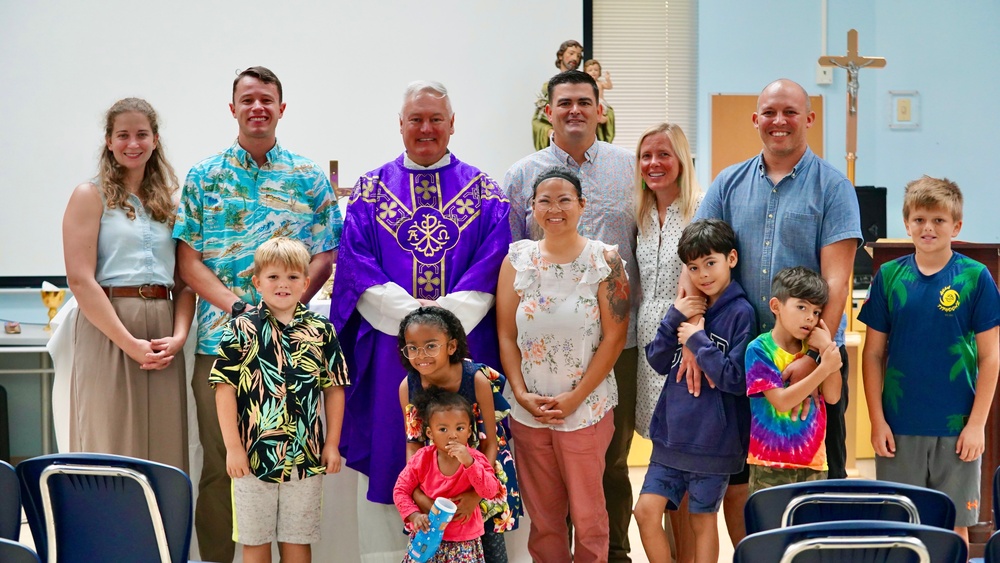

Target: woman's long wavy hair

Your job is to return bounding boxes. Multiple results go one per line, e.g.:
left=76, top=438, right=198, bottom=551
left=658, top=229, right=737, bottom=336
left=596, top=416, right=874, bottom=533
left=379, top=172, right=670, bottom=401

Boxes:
left=97, top=98, right=179, bottom=224
left=634, top=123, right=701, bottom=235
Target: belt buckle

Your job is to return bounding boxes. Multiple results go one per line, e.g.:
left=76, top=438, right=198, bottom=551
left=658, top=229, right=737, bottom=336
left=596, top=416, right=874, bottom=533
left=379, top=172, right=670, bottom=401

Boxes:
left=138, top=284, right=153, bottom=300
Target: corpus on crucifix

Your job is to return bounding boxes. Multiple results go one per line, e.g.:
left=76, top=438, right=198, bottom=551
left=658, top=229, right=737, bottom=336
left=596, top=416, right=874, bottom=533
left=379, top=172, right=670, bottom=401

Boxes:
left=818, top=29, right=886, bottom=184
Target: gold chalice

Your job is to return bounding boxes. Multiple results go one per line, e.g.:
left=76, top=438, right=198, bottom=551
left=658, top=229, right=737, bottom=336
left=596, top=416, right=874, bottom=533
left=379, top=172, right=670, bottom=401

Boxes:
left=41, top=287, right=66, bottom=332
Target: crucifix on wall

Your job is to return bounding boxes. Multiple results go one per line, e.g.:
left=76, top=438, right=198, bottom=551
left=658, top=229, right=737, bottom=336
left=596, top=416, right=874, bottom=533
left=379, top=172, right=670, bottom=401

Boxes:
left=818, top=29, right=886, bottom=184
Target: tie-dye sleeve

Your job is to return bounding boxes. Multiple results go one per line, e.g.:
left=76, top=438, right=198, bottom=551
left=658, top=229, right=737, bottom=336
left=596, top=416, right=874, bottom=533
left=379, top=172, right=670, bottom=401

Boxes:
left=745, top=337, right=783, bottom=397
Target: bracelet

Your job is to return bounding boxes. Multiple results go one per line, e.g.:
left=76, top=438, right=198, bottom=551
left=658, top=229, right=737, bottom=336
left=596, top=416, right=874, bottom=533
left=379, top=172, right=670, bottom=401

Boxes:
left=804, top=349, right=821, bottom=364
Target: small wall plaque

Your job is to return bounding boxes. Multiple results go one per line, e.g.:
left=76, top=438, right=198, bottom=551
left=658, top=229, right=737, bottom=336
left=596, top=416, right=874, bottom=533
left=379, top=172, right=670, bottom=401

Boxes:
left=889, top=90, right=919, bottom=129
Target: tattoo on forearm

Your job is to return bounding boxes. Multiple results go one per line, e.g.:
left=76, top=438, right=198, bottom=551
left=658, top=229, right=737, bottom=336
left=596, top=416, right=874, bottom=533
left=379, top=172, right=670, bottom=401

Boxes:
left=604, top=253, right=630, bottom=323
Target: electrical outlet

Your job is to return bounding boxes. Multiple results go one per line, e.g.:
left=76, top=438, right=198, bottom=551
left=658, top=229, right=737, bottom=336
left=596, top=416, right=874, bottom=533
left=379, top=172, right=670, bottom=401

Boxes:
left=816, top=63, right=834, bottom=85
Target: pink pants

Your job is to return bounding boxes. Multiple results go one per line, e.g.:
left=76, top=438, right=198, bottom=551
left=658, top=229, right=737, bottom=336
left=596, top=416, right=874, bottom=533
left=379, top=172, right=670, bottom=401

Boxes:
left=511, top=412, right=615, bottom=563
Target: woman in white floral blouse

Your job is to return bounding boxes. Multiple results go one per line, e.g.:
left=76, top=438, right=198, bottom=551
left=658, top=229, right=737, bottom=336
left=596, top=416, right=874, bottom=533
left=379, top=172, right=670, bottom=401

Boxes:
left=497, top=166, right=629, bottom=563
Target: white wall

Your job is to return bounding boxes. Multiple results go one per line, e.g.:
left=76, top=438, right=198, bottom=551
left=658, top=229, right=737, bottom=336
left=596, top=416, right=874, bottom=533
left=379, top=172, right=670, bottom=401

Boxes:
left=0, top=1, right=581, bottom=276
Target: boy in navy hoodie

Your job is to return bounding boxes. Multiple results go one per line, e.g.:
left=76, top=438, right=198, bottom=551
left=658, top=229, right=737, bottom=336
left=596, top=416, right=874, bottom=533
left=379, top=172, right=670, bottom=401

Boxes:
left=635, top=219, right=755, bottom=563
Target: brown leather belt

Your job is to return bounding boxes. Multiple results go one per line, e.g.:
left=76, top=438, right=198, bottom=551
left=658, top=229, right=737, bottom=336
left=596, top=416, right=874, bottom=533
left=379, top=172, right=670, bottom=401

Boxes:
left=102, top=285, right=170, bottom=300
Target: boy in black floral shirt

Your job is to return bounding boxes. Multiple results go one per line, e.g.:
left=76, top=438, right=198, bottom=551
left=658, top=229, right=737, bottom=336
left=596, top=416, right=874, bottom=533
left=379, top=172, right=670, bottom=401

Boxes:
left=211, top=237, right=349, bottom=563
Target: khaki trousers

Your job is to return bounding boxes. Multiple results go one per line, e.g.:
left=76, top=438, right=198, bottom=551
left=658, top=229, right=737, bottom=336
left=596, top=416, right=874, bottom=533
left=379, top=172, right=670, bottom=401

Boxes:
left=192, top=354, right=235, bottom=563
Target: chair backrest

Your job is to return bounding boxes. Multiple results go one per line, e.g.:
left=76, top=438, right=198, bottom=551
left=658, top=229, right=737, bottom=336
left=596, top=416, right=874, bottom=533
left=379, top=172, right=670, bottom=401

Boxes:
left=0, top=460, right=20, bottom=540
left=735, top=520, right=968, bottom=563
left=993, top=465, right=999, bottom=527
left=16, top=453, right=192, bottom=563
left=986, top=530, right=1000, bottom=563
left=744, top=478, right=956, bottom=534
left=0, top=538, right=41, bottom=563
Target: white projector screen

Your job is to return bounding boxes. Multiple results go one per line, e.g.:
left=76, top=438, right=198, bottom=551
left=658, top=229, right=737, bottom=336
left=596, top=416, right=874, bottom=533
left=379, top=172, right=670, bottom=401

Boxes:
left=0, top=1, right=582, bottom=278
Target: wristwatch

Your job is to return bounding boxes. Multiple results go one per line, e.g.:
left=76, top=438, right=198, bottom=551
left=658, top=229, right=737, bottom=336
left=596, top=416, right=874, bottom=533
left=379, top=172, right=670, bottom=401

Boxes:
left=804, top=349, right=822, bottom=364
left=231, top=300, right=247, bottom=317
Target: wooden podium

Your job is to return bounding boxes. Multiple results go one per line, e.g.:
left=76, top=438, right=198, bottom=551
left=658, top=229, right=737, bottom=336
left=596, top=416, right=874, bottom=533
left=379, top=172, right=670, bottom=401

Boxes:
left=870, top=240, right=1000, bottom=552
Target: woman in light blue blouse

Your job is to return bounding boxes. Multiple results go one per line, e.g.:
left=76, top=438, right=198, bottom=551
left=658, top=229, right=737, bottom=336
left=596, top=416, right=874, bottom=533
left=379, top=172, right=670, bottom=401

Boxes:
left=62, top=98, right=194, bottom=470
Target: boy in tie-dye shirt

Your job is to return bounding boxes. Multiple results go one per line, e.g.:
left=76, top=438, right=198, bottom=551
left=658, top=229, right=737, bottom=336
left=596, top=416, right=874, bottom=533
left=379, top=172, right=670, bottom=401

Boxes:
left=745, top=267, right=844, bottom=494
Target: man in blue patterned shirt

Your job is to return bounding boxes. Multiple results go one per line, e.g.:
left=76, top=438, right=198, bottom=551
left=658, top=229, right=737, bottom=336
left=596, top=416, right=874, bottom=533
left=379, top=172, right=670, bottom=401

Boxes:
left=504, top=69, right=638, bottom=563
left=174, top=66, right=343, bottom=563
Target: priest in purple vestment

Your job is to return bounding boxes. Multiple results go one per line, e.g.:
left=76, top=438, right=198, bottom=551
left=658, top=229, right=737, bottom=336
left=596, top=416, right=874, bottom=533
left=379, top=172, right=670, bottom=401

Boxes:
left=330, top=81, right=511, bottom=516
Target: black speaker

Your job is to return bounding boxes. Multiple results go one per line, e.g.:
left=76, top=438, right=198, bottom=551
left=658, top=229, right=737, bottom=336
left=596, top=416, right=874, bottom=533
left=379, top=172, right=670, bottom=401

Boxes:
left=854, top=186, right=887, bottom=288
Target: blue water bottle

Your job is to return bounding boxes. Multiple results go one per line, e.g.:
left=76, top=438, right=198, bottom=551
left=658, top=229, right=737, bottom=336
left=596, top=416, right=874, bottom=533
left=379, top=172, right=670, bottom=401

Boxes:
left=407, top=497, right=457, bottom=562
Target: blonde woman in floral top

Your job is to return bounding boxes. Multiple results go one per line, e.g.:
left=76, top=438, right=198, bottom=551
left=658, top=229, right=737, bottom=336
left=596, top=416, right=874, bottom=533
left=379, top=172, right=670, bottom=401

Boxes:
left=497, top=166, right=629, bottom=563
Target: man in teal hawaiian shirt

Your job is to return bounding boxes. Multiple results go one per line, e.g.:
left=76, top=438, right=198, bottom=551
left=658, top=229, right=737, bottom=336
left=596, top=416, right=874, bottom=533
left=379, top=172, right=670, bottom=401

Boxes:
left=174, top=66, right=342, bottom=563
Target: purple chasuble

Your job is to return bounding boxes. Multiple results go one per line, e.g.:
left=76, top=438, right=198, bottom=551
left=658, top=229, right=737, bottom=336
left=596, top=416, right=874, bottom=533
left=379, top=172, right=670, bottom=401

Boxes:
left=330, top=153, right=511, bottom=503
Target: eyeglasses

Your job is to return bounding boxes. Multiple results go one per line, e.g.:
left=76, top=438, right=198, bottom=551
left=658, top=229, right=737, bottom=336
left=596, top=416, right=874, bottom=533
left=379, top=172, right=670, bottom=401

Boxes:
left=401, top=342, right=445, bottom=359
left=532, top=197, right=579, bottom=211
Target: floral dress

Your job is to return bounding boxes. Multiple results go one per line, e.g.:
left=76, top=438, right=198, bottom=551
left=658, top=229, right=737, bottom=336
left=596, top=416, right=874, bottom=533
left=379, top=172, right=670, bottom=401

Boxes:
left=507, top=238, right=618, bottom=431
left=404, top=361, right=522, bottom=532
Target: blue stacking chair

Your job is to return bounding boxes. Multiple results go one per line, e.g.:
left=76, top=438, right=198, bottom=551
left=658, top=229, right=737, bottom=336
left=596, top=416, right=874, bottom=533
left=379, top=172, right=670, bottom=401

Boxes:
left=17, top=453, right=196, bottom=563
left=735, top=520, right=967, bottom=563
left=0, top=538, right=41, bottom=563
left=985, top=530, right=1000, bottom=563
left=965, top=466, right=1000, bottom=563
left=1, top=459, right=20, bottom=541
left=745, top=478, right=956, bottom=534
left=993, top=465, right=999, bottom=526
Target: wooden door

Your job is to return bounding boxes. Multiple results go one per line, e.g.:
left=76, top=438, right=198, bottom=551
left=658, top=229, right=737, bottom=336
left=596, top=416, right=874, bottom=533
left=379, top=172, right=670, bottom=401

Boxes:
left=710, top=94, right=824, bottom=180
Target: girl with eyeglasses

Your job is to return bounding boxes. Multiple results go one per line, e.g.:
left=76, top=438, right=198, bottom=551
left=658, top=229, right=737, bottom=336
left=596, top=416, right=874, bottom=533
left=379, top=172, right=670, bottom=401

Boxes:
left=396, top=306, right=522, bottom=562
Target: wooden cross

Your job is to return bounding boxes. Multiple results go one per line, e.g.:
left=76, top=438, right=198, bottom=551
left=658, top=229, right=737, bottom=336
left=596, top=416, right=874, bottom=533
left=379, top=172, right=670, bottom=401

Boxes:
left=818, top=29, right=886, bottom=184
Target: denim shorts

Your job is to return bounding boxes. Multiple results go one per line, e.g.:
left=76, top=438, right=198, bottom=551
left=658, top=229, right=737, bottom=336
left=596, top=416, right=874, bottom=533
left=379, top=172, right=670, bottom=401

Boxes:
left=639, top=462, right=728, bottom=514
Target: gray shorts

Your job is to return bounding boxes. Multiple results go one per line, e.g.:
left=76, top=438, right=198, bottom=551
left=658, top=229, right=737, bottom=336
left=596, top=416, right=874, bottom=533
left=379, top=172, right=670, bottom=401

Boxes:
left=232, top=471, right=324, bottom=545
left=875, top=434, right=981, bottom=528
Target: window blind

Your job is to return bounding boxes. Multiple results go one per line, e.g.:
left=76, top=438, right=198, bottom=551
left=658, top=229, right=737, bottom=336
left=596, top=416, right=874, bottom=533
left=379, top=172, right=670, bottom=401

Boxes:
left=592, top=0, right=698, bottom=155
